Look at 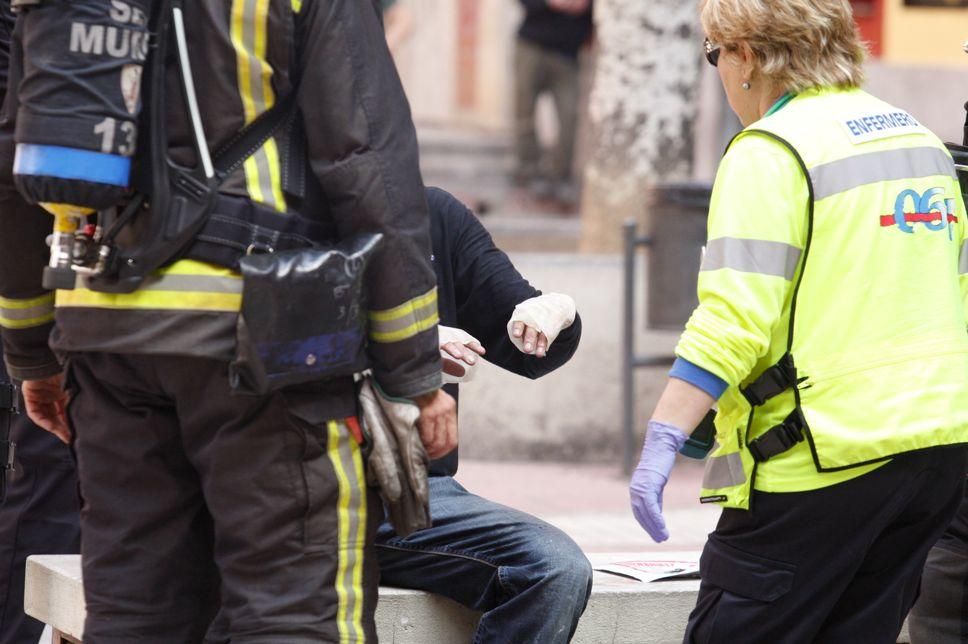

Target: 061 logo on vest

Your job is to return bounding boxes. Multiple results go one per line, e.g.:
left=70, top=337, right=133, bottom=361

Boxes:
left=880, top=187, right=959, bottom=239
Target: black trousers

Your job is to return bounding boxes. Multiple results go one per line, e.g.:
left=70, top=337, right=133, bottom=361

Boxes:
left=908, top=479, right=968, bottom=644
left=0, top=359, right=80, bottom=644
left=685, top=446, right=968, bottom=644
left=67, top=353, right=380, bottom=644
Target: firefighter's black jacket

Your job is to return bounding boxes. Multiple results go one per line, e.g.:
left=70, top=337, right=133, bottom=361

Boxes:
left=0, top=1, right=441, bottom=402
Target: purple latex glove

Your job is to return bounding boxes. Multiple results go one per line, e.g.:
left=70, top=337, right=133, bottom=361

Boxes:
left=630, top=420, right=689, bottom=543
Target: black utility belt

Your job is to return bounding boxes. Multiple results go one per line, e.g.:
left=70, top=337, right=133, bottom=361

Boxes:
left=182, top=193, right=333, bottom=271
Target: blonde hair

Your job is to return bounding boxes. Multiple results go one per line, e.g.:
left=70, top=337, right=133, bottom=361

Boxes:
left=700, top=0, right=866, bottom=93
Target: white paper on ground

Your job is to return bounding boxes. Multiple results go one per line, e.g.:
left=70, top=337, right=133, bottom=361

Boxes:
left=594, top=554, right=700, bottom=583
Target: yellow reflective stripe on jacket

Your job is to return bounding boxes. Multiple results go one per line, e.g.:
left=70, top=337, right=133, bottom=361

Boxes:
left=368, top=288, right=439, bottom=343
left=960, top=240, right=968, bottom=275
left=55, top=260, right=242, bottom=312
left=327, top=420, right=368, bottom=643
left=701, top=237, right=802, bottom=280
left=231, top=0, right=286, bottom=212
left=0, top=293, right=55, bottom=329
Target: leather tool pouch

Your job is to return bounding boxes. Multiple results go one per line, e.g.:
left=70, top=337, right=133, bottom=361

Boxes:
left=229, top=233, right=382, bottom=395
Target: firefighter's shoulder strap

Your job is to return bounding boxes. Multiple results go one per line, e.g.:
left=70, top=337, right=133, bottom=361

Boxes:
left=179, top=91, right=316, bottom=269
left=210, top=92, right=298, bottom=183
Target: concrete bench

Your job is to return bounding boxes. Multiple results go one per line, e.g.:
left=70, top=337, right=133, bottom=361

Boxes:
left=25, top=553, right=912, bottom=643
left=26, top=553, right=701, bottom=643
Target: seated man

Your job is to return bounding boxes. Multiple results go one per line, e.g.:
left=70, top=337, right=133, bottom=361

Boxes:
left=375, top=187, right=591, bottom=643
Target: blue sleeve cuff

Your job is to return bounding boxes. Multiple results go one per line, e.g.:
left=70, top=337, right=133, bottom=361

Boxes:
left=669, top=358, right=728, bottom=400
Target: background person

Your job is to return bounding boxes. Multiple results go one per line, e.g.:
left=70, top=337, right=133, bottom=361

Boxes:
left=380, top=0, right=413, bottom=57
left=629, top=1, right=968, bottom=642
left=375, top=187, right=592, bottom=644
left=513, top=0, right=593, bottom=209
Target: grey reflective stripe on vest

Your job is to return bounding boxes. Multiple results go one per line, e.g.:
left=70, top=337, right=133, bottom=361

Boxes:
left=701, top=237, right=802, bottom=280
left=811, top=146, right=957, bottom=201
left=961, top=241, right=968, bottom=275
left=702, top=447, right=746, bottom=489
left=139, top=274, right=243, bottom=294
left=74, top=273, right=243, bottom=294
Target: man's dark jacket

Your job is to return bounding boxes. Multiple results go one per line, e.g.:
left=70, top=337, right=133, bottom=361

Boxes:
left=425, top=187, right=581, bottom=476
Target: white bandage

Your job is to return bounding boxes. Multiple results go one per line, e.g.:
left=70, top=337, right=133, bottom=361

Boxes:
left=439, top=325, right=482, bottom=384
left=506, top=293, right=576, bottom=353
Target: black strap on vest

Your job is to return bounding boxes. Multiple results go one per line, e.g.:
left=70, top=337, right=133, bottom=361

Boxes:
left=747, top=408, right=806, bottom=463
left=741, top=353, right=797, bottom=407
left=740, top=353, right=805, bottom=463
left=212, top=94, right=298, bottom=182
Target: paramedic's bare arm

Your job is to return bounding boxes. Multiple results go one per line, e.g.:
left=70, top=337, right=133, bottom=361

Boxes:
left=298, top=0, right=441, bottom=399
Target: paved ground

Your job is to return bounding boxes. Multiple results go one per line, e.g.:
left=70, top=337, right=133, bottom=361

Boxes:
left=454, top=458, right=718, bottom=554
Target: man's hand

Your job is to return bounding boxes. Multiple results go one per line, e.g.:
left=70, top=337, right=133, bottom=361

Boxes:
left=439, top=325, right=486, bottom=382
left=507, top=293, right=576, bottom=358
left=412, top=389, right=457, bottom=459
left=630, top=420, right=689, bottom=542
left=21, top=374, right=70, bottom=444
left=510, top=321, right=549, bottom=358
left=547, top=0, right=590, bottom=16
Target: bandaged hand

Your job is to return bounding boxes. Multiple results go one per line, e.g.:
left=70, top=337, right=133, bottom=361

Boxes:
left=439, top=326, right=486, bottom=384
left=507, top=293, right=576, bottom=357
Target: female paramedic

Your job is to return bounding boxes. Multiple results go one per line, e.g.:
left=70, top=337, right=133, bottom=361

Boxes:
left=629, top=0, right=968, bottom=641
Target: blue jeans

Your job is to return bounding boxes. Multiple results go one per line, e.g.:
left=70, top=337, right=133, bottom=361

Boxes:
left=375, top=476, right=593, bottom=644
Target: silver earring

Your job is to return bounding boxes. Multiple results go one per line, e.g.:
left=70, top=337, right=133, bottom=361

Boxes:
left=742, top=81, right=751, bottom=90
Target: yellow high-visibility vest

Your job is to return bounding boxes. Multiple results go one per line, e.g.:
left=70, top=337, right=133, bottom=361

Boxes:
left=677, top=87, right=968, bottom=510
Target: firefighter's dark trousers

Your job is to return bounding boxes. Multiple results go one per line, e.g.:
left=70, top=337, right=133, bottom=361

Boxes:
left=66, top=353, right=380, bottom=644
left=0, top=362, right=80, bottom=644
left=684, top=446, right=967, bottom=644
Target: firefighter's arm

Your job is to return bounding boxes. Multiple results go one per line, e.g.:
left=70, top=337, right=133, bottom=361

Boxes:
left=674, top=134, right=808, bottom=388
left=0, top=3, right=56, bottom=381
left=0, top=183, right=59, bottom=381
left=296, top=0, right=440, bottom=399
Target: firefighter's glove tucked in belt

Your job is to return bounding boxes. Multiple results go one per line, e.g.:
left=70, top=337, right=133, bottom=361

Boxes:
left=507, top=293, right=576, bottom=355
left=358, top=378, right=431, bottom=537
left=630, top=420, right=688, bottom=543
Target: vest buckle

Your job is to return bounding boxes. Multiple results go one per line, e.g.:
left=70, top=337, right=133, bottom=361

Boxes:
left=747, top=408, right=806, bottom=463
left=742, top=353, right=797, bottom=407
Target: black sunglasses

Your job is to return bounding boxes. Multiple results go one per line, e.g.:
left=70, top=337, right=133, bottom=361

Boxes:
left=703, top=38, right=721, bottom=67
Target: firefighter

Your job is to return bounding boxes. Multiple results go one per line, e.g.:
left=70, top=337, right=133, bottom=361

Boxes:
left=2, top=1, right=454, bottom=642
left=629, top=1, right=968, bottom=641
